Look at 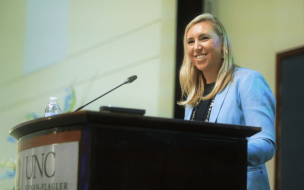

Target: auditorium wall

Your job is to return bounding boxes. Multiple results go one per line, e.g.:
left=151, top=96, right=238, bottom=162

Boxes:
left=0, top=0, right=176, bottom=189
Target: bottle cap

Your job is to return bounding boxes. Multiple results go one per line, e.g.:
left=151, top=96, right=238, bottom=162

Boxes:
left=50, top=97, right=57, bottom=101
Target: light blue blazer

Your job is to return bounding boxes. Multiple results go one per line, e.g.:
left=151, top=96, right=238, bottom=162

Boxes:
left=184, top=68, right=276, bottom=190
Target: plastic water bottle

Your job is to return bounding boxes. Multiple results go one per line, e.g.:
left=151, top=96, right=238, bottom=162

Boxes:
left=45, top=97, right=61, bottom=117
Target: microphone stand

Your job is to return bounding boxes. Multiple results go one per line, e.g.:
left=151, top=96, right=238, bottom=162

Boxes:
left=74, top=75, right=137, bottom=112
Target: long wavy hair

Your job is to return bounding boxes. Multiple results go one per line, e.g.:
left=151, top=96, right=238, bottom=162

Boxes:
left=178, top=13, right=237, bottom=107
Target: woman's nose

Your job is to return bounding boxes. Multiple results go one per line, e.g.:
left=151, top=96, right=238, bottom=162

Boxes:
left=194, top=41, right=202, bottom=51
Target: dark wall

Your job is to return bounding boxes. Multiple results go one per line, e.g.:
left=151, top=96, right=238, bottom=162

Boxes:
left=279, top=53, right=304, bottom=190
left=174, top=0, right=204, bottom=119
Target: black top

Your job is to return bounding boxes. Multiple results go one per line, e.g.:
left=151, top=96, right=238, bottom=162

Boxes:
left=192, top=82, right=215, bottom=121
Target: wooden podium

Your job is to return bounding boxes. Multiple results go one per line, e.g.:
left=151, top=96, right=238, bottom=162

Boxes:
left=10, top=111, right=260, bottom=190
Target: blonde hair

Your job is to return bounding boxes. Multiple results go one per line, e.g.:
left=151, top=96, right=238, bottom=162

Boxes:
left=178, top=13, right=237, bottom=107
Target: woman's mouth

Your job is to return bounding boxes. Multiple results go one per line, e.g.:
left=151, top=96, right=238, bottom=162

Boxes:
left=196, top=54, right=206, bottom=59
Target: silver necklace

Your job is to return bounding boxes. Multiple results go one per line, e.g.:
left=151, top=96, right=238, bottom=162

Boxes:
left=191, top=97, right=215, bottom=122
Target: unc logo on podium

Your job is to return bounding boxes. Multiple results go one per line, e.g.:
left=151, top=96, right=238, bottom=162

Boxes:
left=25, top=152, right=56, bottom=179
left=16, top=142, right=79, bottom=190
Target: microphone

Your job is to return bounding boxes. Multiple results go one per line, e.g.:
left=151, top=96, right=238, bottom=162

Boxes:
left=74, top=75, right=137, bottom=112
left=124, top=75, right=137, bottom=83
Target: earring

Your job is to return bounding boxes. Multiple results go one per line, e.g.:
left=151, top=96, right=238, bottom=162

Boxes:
left=222, top=50, right=228, bottom=59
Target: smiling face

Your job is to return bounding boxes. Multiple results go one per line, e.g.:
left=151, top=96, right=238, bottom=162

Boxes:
left=186, top=21, right=223, bottom=81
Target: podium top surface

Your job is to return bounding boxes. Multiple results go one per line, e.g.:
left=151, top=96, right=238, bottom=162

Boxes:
left=9, top=111, right=261, bottom=139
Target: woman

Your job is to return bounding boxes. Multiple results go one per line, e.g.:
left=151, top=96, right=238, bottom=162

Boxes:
left=179, top=13, right=276, bottom=190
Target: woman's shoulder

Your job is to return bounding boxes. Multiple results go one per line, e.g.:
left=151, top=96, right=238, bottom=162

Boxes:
left=233, top=67, right=264, bottom=81
left=232, top=67, right=271, bottom=93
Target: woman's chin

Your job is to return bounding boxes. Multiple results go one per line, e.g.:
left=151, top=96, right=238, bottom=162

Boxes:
left=194, top=64, right=207, bottom=72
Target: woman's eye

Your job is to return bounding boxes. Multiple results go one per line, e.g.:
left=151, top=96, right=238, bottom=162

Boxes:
left=201, top=36, right=209, bottom=40
left=187, top=40, right=194, bottom=44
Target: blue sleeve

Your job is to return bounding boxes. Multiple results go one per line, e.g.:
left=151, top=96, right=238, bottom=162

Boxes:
left=238, top=71, right=276, bottom=166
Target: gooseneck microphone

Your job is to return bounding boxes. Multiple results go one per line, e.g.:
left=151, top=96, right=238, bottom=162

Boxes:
left=124, top=75, right=137, bottom=83
left=74, top=75, right=137, bottom=112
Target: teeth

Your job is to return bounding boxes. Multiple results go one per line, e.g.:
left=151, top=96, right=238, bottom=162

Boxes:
left=197, top=54, right=206, bottom=58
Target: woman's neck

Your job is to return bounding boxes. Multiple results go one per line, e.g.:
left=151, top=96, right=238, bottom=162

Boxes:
left=203, top=71, right=217, bottom=84
left=202, top=62, right=221, bottom=84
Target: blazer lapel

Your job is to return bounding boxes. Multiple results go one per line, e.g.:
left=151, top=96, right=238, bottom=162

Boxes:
left=184, top=105, right=194, bottom=120
left=209, top=82, right=231, bottom=122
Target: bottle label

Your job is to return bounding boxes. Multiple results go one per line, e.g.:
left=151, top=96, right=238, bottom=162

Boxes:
left=44, top=113, right=58, bottom=117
